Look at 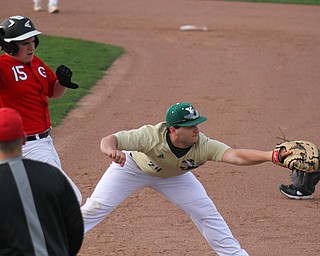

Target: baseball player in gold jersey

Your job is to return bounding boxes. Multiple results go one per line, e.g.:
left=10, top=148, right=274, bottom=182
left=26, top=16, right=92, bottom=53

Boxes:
left=81, top=102, right=289, bottom=255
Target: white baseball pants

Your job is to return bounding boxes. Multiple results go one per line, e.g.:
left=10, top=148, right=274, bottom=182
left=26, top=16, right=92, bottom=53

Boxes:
left=23, top=135, right=82, bottom=204
left=81, top=152, right=248, bottom=256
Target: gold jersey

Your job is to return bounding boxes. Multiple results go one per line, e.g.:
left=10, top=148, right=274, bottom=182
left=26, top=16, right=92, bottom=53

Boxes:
left=115, top=122, right=230, bottom=178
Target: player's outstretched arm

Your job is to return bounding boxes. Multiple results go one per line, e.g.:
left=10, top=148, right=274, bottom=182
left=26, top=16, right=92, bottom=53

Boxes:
left=222, top=148, right=291, bottom=166
left=100, top=135, right=126, bottom=167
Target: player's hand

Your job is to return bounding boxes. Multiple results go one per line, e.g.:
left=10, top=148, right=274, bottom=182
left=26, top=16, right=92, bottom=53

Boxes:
left=56, top=65, right=79, bottom=89
left=108, top=150, right=126, bottom=167
left=278, top=148, right=293, bottom=162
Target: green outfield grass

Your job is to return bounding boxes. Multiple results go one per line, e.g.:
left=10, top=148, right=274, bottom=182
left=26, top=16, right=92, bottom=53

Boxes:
left=36, top=35, right=124, bottom=127
left=227, top=0, right=320, bottom=5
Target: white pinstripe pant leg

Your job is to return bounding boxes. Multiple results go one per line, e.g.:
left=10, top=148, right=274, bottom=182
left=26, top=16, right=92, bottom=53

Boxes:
left=151, top=172, right=249, bottom=256
left=22, top=136, right=82, bottom=204
left=81, top=152, right=154, bottom=233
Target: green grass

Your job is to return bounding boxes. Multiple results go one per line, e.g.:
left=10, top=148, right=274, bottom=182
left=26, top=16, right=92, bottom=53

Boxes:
left=36, top=35, right=124, bottom=126
left=226, top=0, right=320, bottom=5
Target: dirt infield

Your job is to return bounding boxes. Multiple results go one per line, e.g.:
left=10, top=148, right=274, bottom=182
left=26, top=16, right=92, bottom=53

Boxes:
left=3, top=1, right=320, bottom=255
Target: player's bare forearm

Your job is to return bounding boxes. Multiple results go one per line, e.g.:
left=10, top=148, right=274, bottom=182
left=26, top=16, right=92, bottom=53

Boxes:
left=52, top=80, right=67, bottom=99
left=222, top=148, right=273, bottom=165
left=100, top=135, right=119, bottom=155
left=100, top=135, right=126, bottom=167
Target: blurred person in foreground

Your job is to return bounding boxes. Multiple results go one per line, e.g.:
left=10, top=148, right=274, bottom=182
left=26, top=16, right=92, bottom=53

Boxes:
left=0, top=107, right=84, bottom=255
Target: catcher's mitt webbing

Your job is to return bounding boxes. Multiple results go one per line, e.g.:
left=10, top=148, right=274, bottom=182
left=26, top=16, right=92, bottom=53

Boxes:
left=273, top=140, right=319, bottom=173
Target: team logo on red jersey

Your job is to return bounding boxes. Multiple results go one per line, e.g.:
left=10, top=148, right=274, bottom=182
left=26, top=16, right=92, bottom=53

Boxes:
left=38, top=67, right=47, bottom=78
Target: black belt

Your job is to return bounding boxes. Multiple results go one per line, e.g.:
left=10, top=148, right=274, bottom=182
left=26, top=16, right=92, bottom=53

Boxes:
left=26, top=127, right=52, bottom=142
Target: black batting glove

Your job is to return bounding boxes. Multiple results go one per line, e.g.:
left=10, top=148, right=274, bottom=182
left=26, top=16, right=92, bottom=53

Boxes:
left=56, top=65, right=79, bottom=89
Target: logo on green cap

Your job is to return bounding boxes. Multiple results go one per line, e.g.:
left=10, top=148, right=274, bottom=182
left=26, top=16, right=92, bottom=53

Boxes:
left=166, top=102, right=207, bottom=127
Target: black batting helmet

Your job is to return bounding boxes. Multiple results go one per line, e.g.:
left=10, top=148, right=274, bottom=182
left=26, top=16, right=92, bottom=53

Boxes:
left=0, top=15, right=42, bottom=56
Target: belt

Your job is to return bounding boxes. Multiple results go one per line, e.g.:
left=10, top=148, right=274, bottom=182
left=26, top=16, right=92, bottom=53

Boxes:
left=26, top=127, right=52, bottom=142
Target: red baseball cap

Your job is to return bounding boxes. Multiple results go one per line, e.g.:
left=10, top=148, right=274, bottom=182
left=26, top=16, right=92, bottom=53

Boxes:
left=0, top=108, right=25, bottom=142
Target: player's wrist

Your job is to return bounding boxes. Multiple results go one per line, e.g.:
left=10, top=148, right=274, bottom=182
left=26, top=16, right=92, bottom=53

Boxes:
left=272, top=149, right=281, bottom=163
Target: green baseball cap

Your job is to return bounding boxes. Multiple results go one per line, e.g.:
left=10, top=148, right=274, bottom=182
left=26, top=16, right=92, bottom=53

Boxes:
left=166, top=102, right=207, bottom=127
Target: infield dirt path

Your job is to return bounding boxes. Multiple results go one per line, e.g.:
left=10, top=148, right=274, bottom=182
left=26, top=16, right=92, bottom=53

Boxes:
left=3, top=1, right=320, bottom=255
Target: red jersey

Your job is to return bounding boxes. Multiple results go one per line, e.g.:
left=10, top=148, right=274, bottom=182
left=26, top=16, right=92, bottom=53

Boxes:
left=0, top=54, right=56, bottom=135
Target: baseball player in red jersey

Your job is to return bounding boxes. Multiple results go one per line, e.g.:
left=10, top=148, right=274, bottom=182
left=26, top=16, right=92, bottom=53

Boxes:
left=81, top=102, right=291, bottom=255
left=0, top=15, right=82, bottom=203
